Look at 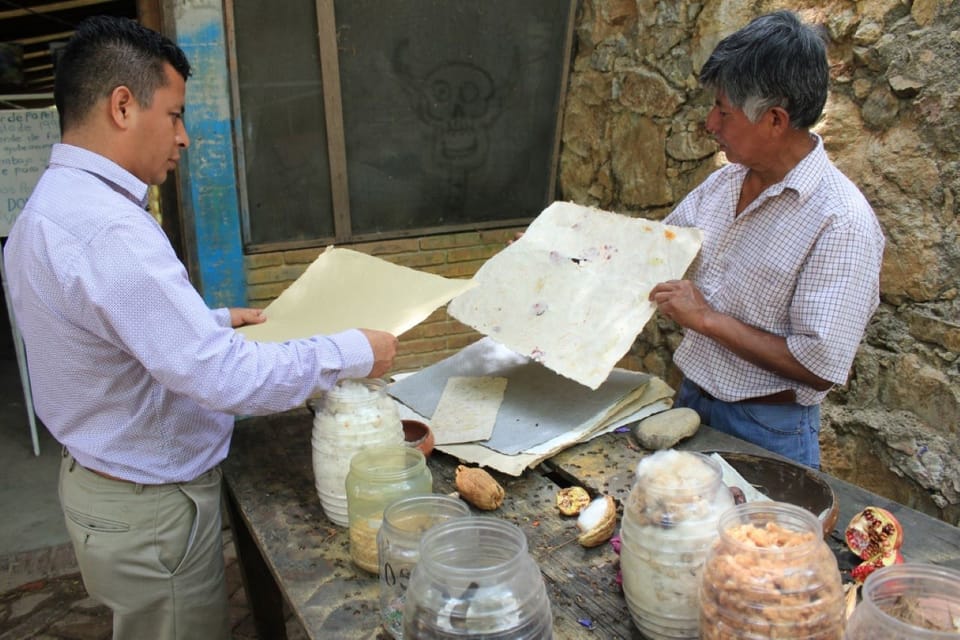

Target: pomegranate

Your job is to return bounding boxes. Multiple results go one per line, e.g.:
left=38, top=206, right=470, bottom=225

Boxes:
left=849, top=547, right=904, bottom=583
left=844, top=506, right=905, bottom=583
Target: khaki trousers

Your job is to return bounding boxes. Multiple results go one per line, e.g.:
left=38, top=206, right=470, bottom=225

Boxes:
left=59, top=452, right=229, bottom=640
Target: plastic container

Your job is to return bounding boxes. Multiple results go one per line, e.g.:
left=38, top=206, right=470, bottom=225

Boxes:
left=378, top=494, right=472, bottom=639
left=699, top=502, right=844, bottom=640
left=345, top=445, right=433, bottom=573
left=844, top=563, right=960, bottom=638
left=309, top=378, right=404, bottom=526
left=402, top=516, right=553, bottom=639
left=619, top=450, right=734, bottom=639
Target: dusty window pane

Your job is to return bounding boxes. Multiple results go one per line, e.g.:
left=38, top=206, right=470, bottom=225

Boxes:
left=337, top=0, right=571, bottom=234
left=233, top=1, right=335, bottom=245
left=232, top=1, right=572, bottom=246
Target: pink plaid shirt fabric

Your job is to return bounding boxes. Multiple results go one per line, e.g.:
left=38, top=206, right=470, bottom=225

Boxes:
left=664, top=134, right=885, bottom=406
left=5, top=144, right=374, bottom=484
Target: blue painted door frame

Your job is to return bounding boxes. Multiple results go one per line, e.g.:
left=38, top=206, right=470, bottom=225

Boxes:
left=172, top=4, right=247, bottom=309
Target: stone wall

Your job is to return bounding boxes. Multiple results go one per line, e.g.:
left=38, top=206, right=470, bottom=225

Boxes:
left=559, top=0, right=960, bottom=524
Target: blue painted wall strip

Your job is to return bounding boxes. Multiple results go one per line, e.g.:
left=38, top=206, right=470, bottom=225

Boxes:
left=177, top=16, right=246, bottom=308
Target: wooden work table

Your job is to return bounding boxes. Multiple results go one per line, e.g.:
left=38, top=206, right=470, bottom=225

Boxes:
left=222, top=408, right=960, bottom=640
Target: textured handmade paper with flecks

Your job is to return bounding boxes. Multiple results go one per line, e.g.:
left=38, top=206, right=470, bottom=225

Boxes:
left=448, top=202, right=702, bottom=389
left=429, top=376, right=508, bottom=445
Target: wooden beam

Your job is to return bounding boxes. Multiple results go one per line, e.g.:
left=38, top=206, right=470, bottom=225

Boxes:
left=547, top=0, right=578, bottom=205
left=9, top=31, right=74, bottom=46
left=23, top=62, right=54, bottom=73
left=314, top=0, right=351, bottom=242
left=136, top=0, right=163, bottom=32
left=0, top=0, right=117, bottom=20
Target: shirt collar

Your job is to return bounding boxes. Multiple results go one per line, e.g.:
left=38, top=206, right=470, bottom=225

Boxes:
left=779, top=132, right=827, bottom=202
left=48, top=143, right=150, bottom=209
left=726, top=133, right=827, bottom=206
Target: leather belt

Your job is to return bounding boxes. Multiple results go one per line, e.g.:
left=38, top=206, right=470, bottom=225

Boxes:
left=81, top=461, right=217, bottom=486
left=86, top=467, right=133, bottom=483
left=64, top=451, right=137, bottom=483
left=65, top=449, right=216, bottom=486
left=693, top=383, right=797, bottom=405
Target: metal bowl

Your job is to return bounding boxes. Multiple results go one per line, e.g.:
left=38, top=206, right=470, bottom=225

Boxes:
left=707, top=450, right=840, bottom=539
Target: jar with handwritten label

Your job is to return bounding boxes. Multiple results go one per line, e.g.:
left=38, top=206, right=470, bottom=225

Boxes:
left=403, top=516, right=553, bottom=639
left=345, top=445, right=433, bottom=574
left=309, top=378, right=404, bottom=527
left=844, top=563, right=960, bottom=639
left=378, top=494, right=471, bottom=639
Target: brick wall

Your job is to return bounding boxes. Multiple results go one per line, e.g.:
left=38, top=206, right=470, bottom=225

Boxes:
left=243, top=228, right=526, bottom=374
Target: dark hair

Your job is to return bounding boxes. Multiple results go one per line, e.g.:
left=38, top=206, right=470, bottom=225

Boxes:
left=699, top=10, right=828, bottom=129
left=54, top=15, right=191, bottom=132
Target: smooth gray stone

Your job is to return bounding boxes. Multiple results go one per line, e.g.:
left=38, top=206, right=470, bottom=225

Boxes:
left=631, top=407, right=701, bottom=450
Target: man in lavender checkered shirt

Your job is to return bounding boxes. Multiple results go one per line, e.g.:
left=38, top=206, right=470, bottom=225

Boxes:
left=4, top=16, right=398, bottom=640
left=650, top=11, right=885, bottom=469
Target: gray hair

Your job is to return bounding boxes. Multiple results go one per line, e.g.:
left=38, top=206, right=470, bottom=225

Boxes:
left=699, top=11, right=829, bottom=129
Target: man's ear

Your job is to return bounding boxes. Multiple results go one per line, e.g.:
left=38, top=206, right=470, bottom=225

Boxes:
left=767, top=106, right=791, bottom=133
left=109, top=86, right=135, bottom=129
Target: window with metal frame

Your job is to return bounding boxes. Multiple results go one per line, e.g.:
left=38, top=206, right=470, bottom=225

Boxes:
left=227, top=0, right=576, bottom=253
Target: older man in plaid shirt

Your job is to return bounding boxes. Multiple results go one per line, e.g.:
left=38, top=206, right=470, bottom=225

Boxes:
left=650, top=11, right=885, bottom=468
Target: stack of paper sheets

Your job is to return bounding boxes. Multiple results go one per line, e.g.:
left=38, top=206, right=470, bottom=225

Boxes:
left=388, top=338, right=674, bottom=476
left=387, top=201, right=702, bottom=474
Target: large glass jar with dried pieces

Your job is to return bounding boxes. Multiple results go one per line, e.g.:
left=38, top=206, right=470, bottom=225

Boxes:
left=844, top=563, right=960, bottom=639
left=309, top=378, right=404, bottom=527
left=699, top=501, right=844, bottom=640
left=402, top=516, right=552, bottom=639
left=618, top=449, right=735, bottom=639
left=345, top=445, right=433, bottom=574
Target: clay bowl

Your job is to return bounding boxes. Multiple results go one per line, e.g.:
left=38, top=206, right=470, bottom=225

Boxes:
left=708, top=450, right=840, bottom=539
left=402, top=419, right=434, bottom=458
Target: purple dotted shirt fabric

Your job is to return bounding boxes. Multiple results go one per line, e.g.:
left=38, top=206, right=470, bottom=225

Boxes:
left=4, top=144, right=373, bottom=483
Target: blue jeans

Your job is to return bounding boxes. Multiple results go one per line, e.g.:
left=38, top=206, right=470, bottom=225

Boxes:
left=676, top=379, right=821, bottom=468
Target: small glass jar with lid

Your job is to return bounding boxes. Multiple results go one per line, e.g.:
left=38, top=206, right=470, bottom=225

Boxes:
left=402, top=516, right=553, bottom=639
left=699, top=501, right=844, bottom=640
left=844, top=563, right=960, bottom=639
left=378, top=494, right=471, bottom=639
left=345, top=444, right=433, bottom=574
left=309, top=378, right=404, bottom=526
left=619, top=449, right=734, bottom=639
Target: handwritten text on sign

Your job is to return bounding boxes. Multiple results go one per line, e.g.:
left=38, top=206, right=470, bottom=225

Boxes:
left=0, top=109, right=60, bottom=236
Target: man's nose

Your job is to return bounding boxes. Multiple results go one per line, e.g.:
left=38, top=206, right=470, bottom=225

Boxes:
left=704, top=110, right=719, bottom=135
left=177, top=122, right=190, bottom=149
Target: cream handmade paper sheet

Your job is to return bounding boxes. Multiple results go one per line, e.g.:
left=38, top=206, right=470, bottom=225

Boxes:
left=239, top=246, right=475, bottom=341
left=430, top=376, right=508, bottom=445
left=447, top=201, right=703, bottom=389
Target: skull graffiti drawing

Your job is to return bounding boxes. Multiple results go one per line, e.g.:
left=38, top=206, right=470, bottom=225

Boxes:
left=421, top=61, right=500, bottom=171
left=393, top=40, right=507, bottom=211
